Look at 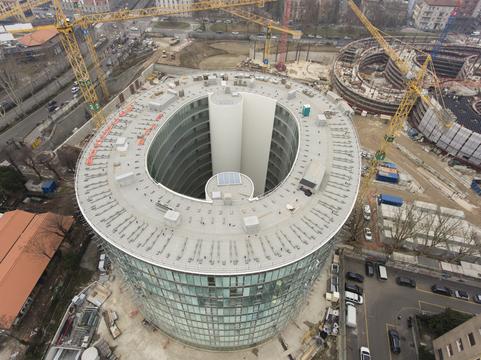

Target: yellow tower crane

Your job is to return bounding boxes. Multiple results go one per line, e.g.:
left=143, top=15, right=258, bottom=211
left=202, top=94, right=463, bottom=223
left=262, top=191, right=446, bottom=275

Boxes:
left=348, top=0, right=454, bottom=200
left=220, top=7, right=302, bottom=64
left=4, top=0, right=277, bottom=129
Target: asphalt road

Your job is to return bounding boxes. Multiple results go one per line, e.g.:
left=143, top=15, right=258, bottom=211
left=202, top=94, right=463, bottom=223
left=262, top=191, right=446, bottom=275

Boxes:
left=0, top=79, right=78, bottom=149
left=344, top=257, right=481, bottom=360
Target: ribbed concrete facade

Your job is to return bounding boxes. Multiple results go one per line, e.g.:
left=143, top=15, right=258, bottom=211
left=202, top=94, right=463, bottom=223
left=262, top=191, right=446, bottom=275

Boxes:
left=332, top=38, right=481, bottom=167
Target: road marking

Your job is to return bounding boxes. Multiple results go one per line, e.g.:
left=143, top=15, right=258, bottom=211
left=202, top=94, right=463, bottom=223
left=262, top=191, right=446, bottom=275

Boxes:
left=363, top=292, right=370, bottom=349
left=418, top=300, right=475, bottom=316
left=416, top=287, right=481, bottom=307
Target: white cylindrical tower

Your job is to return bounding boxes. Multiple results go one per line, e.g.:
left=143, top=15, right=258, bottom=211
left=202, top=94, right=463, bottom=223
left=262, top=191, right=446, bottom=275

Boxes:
left=208, top=92, right=243, bottom=175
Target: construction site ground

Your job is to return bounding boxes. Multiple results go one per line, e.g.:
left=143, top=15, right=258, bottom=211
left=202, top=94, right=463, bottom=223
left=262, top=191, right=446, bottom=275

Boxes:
left=353, top=115, right=480, bottom=226
left=96, top=263, right=336, bottom=360
left=176, top=40, right=250, bottom=69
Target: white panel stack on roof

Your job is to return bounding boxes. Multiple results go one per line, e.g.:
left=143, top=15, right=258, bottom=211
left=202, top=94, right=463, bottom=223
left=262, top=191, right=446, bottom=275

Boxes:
left=439, top=206, right=465, bottom=219
left=379, top=203, right=403, bottom=220
left=413, top=201, right=438, bottom=213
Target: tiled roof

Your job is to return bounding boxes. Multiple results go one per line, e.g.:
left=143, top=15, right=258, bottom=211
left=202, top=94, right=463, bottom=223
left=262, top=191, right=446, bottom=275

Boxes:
left=0, top=210, right=73, bottom=329
left=17, top=28, right=58, bottom=47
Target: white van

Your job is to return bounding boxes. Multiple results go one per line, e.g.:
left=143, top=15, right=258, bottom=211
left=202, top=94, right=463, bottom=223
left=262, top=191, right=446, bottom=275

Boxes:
left=346, top=302, right=357, bottom=328
left=345, top=291, right=364, bottom=305
left=377, top=264, right=388, bottom=280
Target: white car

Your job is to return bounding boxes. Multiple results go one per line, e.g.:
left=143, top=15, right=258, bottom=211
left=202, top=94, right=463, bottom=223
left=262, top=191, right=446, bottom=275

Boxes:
left=363, top=204, right=371, bottom=221
left=231, top=31, right=239, bottom=35
left=360, top=346, right=371, bottom=360
left=364, top=227, right=372, bottom=241
left=345, top=290, right=363, bottom=305
left=71, top=86, right=80, bottom=94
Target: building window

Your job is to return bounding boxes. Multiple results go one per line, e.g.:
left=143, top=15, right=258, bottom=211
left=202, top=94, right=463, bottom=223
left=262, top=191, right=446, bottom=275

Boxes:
left=468, top=332, right=476, bottom=346
left=437, top=349, right=444, bottom=360
left=447, top=344, right=453, bottom=356
left=456, top=338, right=464, bottom=352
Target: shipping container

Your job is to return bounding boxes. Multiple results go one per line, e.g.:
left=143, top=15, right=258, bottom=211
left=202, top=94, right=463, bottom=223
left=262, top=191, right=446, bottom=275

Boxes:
left=378, top=194, right=403, bottom=207
left=376, top=171, right=399, bottom=184
left=472, top=178, right=481, bottom=196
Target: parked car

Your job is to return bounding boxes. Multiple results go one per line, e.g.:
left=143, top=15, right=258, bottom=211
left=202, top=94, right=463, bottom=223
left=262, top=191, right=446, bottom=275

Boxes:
left=363, top=204, right=371, bottom=221
left=360, top=346, right=371, bottom=360
left=0, top=100, right=15, bottom=113
left=364, top=227, right=372, bottom=241
left=396, top=276, right=416, bottom=288
left=71, top=85, right=80, bottom=94
left=346, top=271, right=364, bottom=283
left=231, top=31, right=239, bottom=35
left=388, top=329, right=401, bottom=353
left=345, top=283, right=363, bottom=295
left=376, top=263, right=388, bottom=280
left=454, top=290, right=469, bottom=301
left=473, top=294, right=481, bottom=304
left=47, top=100, right=58, bottom=113
left=431, top=284, right=451, bottom=296
left=345, top=290, right=364, bottom=305
left=365, top=261, right=374, bottom=277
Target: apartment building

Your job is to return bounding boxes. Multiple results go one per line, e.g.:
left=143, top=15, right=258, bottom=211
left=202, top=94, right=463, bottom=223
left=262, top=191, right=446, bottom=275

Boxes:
left=433, top=314, right=481, bottom=360
left=154, top=0, right=193, bottom=17
left=61, top=0, right=110, bottom=13
left=413, top=0, right=457, bottom=30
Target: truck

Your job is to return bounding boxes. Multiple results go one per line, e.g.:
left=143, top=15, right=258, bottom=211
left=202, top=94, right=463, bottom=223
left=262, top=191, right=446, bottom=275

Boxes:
left=378, top=194, right=403, bottom=207
left=346, top=302, right=357, bottom=328
left=376, top=170, right=399, bottom=184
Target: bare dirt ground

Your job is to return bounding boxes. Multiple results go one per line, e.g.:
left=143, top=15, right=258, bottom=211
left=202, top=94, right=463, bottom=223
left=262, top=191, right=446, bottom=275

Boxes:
left=353, top=115, right=480, bottom=226
left=179, top=41, right=249, bottom=70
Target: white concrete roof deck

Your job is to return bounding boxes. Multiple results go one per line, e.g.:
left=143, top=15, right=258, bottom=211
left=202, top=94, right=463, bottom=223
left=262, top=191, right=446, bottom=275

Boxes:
left=75, top=71, right=361, bottom=275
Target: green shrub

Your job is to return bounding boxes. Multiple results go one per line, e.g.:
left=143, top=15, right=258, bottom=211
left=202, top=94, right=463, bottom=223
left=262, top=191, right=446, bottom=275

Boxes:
left=417, top=308, right=473, bottom=338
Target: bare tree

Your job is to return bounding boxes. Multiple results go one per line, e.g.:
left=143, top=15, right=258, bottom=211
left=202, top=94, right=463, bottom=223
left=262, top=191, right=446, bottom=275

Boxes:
left=37, top=152, right=62, bottom=180
left=0, top=58, right=25, bottom=117
left=446, top=226, right=481, bottom=263
left=26, top=214, right=73, bottom=258
left=2, top=142, right=25, bottom=177
left=57, top=145, right=81, bottom=174
left=415, top=210, right=463, bottom=256
left=299, top=0, right=321, bottom=31
left=17, top=145, right=43, bottom=180
left=389, top=203, right=426, bottom=251
left=346, top=202, right=366, bottom=243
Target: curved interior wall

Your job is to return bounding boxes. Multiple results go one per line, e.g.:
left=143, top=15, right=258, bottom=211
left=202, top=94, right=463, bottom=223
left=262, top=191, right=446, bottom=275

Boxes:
left=147, top=97, right=299, bottom=198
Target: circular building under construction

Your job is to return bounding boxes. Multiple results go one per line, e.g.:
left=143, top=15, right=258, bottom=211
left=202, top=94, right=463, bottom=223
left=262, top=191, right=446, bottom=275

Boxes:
left=75, top=71, right=361, bottom=350
left=332, top=38, right=481, bottom=168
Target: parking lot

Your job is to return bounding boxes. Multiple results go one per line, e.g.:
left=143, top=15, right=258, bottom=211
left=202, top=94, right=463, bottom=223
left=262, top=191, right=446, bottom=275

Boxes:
left=344, top=256, right=481, bottom=360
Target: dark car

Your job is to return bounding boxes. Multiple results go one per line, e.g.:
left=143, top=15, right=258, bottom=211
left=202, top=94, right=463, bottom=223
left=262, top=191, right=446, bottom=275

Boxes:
left=47, top=100, right=58, bottom=113
left=365, top=261, right=374, bottom=277
left=431, top=284, right=451, bottom=296
left=388, top=329, right=401, bottom=353
left=346, top=271, right=364, bottom=283
left=0, top=100, right=15, bottom=113
left=396, top=276, right=416, bottom=288
left=454, top=290, right=469, bottom=301
left=345, top=283, right=363, bottom=295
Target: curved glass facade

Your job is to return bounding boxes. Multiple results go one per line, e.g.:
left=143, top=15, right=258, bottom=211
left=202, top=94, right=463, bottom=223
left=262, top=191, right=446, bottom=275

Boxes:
left=146, top=97, right=299, bottom=198
left=100, top=239, right=333, bottom=350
